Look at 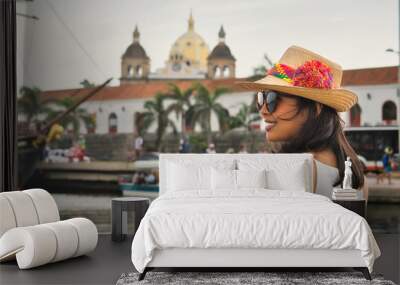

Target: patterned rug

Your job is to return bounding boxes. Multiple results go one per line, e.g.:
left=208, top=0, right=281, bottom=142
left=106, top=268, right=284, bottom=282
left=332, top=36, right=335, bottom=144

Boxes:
left=116, top=271, right=396, bottom=285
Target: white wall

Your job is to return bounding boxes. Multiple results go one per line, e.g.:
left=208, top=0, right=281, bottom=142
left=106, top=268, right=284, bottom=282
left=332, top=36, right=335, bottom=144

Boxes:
left=346, top=84, right=398, bottom=126
left=78, top=84, right=399, bottom=135
left=80, top=99, right=146, bottom=134
left=82, top=91, right=257, bottom=134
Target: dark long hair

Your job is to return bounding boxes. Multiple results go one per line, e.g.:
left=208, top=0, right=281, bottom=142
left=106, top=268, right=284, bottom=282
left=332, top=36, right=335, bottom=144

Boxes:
left=270, top=93, right=364, bottom=190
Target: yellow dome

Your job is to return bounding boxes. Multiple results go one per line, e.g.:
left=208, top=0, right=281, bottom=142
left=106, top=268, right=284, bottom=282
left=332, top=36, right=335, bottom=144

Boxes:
left=167, top=13, right=209, bottom=71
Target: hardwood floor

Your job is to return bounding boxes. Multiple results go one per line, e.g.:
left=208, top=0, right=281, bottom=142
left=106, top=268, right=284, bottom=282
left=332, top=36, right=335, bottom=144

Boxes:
left=0, top=233, right=398, bottom=284
left=0, top=234, right=134, bottom=285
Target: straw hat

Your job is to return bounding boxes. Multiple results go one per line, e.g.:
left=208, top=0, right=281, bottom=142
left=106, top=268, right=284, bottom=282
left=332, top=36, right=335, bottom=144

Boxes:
left=236, top=45, right=358, bottom=112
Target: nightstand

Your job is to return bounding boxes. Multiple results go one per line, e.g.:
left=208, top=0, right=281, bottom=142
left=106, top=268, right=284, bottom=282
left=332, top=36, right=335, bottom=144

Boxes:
left=332, top=199, right=366, bottom=218
left=111, top=197, right=150, bottom=242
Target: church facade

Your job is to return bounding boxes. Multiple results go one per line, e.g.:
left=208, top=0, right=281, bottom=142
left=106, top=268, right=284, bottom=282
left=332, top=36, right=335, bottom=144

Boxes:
left=120, top=13, right=236, bottom=83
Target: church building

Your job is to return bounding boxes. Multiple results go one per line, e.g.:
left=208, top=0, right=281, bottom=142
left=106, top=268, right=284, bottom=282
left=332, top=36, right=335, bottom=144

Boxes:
left=120, top=13, right=236, bottom=83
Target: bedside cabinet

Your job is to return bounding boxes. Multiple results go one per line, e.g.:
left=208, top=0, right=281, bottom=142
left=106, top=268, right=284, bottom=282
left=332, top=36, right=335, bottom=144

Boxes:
left=111, top=197, right=150, bottom=242
left=332, top=199, right=366, bottom=218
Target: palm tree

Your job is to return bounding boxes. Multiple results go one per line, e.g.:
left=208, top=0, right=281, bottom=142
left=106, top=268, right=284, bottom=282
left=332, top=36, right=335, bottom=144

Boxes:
left=134, top=112, right=153, bottom=137
left=249, top=53, right=274, bottom=81
left=252, top=65, right=267, bottom=77
left=17, top=86, right=54, bottom=129
left=142, top=92, right=178, bottom=151
left=228, top=103, right=261, bottom=131
left=163, top=83, right=194, bottom=139
left=190, top=83, right=230, bottom=143
left=45, top=97, right=94, bottom=138
left=228, top=100, right=262, bottom=152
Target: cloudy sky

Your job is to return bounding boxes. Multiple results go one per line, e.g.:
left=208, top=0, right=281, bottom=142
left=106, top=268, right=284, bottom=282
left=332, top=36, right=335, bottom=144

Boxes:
left=17, top=0, right=397, bottom=91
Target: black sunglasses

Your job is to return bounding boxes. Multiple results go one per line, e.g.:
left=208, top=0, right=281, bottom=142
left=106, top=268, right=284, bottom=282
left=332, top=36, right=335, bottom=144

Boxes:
left=256, top=90, right=291, bottom=112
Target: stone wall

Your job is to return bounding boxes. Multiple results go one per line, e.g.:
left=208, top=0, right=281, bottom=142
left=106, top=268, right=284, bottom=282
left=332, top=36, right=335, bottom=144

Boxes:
left=85, top=134, right=134, bottom=161
left=51, top=131, right=276, bottom=161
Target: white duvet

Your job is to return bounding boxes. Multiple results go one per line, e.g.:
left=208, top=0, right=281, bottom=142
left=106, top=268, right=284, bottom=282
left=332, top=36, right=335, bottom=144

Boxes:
left=131, top=189, right=381, bottom=273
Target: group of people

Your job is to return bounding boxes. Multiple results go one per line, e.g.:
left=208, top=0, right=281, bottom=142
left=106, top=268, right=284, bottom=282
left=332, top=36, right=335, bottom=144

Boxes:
left=131, top=132, right=252, bottom=158
left=131, top=170, right=158, bottom=185
left=206, top=142, right=249, bottom=154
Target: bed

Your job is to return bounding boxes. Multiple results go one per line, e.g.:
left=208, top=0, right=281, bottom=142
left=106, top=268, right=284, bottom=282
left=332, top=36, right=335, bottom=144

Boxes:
left=131, top=153, right=381, bottom=281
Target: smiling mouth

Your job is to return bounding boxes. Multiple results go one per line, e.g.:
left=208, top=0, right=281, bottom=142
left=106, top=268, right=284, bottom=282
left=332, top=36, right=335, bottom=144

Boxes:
left=264, top=121, right=276, bottom=132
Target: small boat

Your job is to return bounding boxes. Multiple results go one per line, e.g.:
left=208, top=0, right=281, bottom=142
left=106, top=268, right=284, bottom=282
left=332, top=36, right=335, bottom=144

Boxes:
left=119, top=183, right=159, bottom=198
left=117, top=172, right=159, bottom=198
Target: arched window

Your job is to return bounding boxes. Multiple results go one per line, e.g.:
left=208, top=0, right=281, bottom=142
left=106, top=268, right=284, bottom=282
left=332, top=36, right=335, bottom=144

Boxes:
left=214, top=66, right=220, bottom=77
left=127, top=65, right=133, bottom=78
left=350, top=103, right=361, bottom=127
left=135, top=65, right=142, bottom=77
left=87, top=112, right=96, bottom=134
left=222, top=66, right=229, bottom=77
left=109, top=113, right=118, bottom=134
left=382, top=100, right=397, bottom=125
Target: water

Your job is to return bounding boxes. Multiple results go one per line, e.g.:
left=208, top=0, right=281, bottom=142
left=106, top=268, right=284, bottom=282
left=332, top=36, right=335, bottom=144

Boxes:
left=367, top=202, right=400, bottom=234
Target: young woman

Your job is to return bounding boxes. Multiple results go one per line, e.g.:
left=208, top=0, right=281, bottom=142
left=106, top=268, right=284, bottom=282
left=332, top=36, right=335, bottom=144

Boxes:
left=237, top=45, right=368, bottom=200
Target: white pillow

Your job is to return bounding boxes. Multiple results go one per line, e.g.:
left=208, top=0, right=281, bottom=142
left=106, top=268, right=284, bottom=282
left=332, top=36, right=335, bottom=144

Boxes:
left=236, top=169, right=267, bottom=189
left=237, top=158, right=308, bottom=191
left=167, top=162, right=209, bottom=191
left=211, top=168, right=236, bottom=190
left=167, top=160, right=235, bottom=192
left=266, top=164, right=307, bottom=191
left=211, top=168, right=268, bottom=191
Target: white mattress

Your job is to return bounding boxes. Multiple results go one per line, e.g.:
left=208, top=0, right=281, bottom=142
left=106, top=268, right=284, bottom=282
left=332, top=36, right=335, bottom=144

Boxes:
left=131, top=189, right=381, bottom=273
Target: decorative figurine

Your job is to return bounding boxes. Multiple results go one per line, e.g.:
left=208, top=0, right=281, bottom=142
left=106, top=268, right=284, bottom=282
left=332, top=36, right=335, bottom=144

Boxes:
left=342, top=156, right=353, bottom=190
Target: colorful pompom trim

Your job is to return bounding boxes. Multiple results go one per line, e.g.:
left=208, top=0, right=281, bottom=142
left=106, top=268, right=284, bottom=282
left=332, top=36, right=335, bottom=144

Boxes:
left=267, top=60, right=334, bottom=89
left=267, top=63, right=295, bottom=84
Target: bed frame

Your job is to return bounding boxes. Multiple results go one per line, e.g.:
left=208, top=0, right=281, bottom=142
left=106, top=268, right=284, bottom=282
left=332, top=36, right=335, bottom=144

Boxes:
left=138, top=153, right=372, bottom=281
left=138, top=248, right=371, bottom=280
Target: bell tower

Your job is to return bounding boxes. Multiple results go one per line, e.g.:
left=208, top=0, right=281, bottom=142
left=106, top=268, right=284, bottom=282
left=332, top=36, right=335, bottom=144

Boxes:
left=207, top=25, right=236, bottom=78
left=120, top=25, right=151, bottom=84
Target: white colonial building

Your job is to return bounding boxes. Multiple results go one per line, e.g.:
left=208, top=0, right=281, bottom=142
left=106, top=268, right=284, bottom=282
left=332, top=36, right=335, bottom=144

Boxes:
left=339, top=66, right=398, bottom=127
left=39, top=66, right=398, bottom=137
left=39, top=13, right=399, bottom=149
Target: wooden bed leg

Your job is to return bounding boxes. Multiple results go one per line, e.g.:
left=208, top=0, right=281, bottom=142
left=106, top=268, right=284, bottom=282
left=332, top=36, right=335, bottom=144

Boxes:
left=138, top=268, right=148, bottom=281
left=354, top=267, right=371, bottom=280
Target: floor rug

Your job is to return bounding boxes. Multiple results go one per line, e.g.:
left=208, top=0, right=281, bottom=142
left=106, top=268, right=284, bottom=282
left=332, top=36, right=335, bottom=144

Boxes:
left=116, top=271, right=396, bottom=285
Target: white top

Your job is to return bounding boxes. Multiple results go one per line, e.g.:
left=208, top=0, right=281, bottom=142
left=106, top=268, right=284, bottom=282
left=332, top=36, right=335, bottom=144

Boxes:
left=314, top=159, right=340, bottom=199
left=314, top=160, right=365, bottom=200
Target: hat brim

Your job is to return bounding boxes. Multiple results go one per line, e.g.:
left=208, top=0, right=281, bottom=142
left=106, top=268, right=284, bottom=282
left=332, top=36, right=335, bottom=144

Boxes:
left=235, top=76, right=358, bottom=112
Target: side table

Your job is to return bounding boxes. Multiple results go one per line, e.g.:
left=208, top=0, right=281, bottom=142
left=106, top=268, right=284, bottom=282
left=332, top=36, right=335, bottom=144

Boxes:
left=111, top=197, right=150, bottom=242
left=332, top=199, right=366, bottom=218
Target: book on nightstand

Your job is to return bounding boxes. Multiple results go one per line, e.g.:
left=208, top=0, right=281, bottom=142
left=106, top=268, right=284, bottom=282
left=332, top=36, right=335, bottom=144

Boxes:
left=332, top=187, right=359, bottom=200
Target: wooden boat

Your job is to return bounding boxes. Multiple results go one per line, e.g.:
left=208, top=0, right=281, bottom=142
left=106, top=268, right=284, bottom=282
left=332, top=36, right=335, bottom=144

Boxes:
left=119, top=183, right=159, bottom=199
left=118, top=172, right=159, bottom=198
